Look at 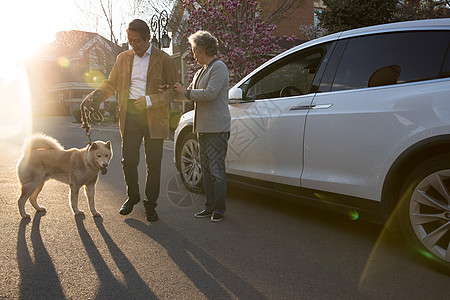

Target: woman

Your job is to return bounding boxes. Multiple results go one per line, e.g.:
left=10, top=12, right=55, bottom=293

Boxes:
left=173, top=31, right=231, bottom=222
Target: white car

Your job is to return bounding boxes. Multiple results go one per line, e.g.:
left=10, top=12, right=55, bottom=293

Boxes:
left=174, top=19, right=450, bottom=271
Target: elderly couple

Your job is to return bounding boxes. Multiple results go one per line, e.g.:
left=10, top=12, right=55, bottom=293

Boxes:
left=85, top=19, right=230, bottom=223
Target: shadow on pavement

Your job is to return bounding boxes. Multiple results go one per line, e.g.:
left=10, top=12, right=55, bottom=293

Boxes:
left=125, top=218, right=268, bottom=300
left=17, top=212, right=65, bottom=299
left=75, top=215, right=157, bottom=299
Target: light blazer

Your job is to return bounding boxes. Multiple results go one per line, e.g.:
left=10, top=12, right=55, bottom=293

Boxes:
left=189, top=59, right=231, bottom=133
left=96, top=46, right=177, bottom=138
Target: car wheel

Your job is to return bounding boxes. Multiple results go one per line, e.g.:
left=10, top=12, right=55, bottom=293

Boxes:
left=398, top=153, right=450, bottom=272
left=177, top=132, right=203, bottom=192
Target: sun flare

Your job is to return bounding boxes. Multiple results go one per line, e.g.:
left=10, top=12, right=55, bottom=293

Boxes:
left=0, top=0, right=78, bottom=140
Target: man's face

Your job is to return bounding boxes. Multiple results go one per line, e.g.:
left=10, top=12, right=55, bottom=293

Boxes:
left=127, top=30, right=150, bottom=57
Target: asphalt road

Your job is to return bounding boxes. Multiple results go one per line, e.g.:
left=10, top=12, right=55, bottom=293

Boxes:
left=0, top=116, right=449, bottom=299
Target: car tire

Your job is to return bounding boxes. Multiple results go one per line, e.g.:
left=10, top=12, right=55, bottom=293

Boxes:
left=177, top=132, right=204, bottom=192
left=398, top=153, right=450, bottom=273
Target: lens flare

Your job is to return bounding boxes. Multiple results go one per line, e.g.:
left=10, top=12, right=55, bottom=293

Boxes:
left=83, top=70, right=106, bottom=88
left=416, top=247, right=435, bottom=260
left=57, top=57, right=70, bottom=68
left=348, top=210, right=360, bottom=220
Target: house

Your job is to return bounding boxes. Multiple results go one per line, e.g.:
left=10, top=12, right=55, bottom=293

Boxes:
left=26, top=30, right=125, bottom=116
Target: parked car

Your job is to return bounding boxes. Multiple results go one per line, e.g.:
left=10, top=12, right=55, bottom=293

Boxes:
left=174, top=19, right=450, bottom=271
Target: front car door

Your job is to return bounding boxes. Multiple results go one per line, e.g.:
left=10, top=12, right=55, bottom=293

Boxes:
left=226, top=44, right=331, bottom=186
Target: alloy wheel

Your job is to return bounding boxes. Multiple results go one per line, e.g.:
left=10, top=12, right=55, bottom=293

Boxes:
left=180, top=137, right=202, bottom=187
left=409, top=170, right=450, bottom=262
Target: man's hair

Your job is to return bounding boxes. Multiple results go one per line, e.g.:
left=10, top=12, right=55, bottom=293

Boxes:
left=127, top=19, right=150, bottom=40
left=188, top=31, right=218, bottom=56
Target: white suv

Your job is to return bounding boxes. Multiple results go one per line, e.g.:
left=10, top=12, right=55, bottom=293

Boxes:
left=174, top=19, right=450, bottom=271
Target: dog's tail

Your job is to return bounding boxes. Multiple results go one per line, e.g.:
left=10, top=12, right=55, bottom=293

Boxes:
left=23, top=133, right=64, bottom=154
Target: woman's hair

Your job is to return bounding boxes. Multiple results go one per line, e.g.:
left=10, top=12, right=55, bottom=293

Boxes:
left=188, top=31, right=218, bottom=56
left=127, top=19, right=150, bottom=40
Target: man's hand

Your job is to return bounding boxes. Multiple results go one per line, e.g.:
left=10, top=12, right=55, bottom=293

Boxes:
left=134, top=97, right=147, bottom=111
left=84, top=92, right=93, bottom=103
left=158, top=84, right=169, bottom=93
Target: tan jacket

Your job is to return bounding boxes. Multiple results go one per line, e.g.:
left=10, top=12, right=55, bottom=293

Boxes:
left=97, top=46, right=177, bottom=138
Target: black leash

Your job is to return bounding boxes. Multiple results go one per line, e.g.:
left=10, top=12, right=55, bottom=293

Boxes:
left=80, top=91, right=104, bottom=144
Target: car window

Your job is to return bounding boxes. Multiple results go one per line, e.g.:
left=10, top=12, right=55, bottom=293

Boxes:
left=242, top=45, right=327, bottom=100
left=331, top=31, right=450, bottom=91
left=439, top=43, right=450, bottom=78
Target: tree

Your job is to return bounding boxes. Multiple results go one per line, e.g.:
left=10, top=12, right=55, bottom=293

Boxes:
left=75, top=0, right=175, bottom=45
left=298, top=24, right=327, bottom=40
left=318, top=0, right=449, bottom=34
left=397, top=0, right=449, bottom=20
left=317, top=0, right=398, bottom=34
left=182, top=0, right=295, bottom=85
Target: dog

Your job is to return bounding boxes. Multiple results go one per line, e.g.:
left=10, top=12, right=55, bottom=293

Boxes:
left=17, top=133, right=113, bottom=218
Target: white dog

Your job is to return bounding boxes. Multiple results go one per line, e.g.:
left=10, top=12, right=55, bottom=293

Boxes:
left=17, top=133, right=113, bottom=218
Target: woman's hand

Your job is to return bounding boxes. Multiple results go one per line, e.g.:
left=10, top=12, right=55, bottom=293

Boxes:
left=173, top=83, right=185, bottom=95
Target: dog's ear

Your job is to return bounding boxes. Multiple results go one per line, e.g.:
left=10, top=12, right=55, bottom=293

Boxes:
left=89, top=142, right=98, bottom=151
left=105, top=141, right=111, bottom=149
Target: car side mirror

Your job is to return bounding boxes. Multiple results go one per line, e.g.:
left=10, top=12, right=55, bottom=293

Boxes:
left=228, top=88, right=243, bottom=104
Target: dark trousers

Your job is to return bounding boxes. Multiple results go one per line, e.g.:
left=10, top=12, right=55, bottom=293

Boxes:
left=198, top=132, right=230, bottom=215
left=122, top=109, right=163, bottom=209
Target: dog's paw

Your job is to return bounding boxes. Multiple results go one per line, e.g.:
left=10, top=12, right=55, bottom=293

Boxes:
left=92, top=211, right=101, bottom=217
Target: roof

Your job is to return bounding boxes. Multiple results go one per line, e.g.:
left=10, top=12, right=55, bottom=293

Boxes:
left=40, top=30, right=120, bottom=60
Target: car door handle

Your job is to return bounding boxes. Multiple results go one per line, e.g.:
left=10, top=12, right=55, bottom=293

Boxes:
left=312, top=104, right=333, bottom=109
left=290, top=104, right=332, bottom=111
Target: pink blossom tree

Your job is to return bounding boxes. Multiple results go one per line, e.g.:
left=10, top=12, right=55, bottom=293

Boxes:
left=182, top=0, right=295, bottom=85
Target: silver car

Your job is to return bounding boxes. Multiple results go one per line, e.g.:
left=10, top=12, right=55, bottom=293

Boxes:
left=174, top=19, right=450, bottom=271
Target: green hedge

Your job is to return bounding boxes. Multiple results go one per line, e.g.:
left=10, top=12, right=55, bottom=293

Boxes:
left=170, top=110, right=182, bottom=130
left=73, top=109, right=81, bottom=123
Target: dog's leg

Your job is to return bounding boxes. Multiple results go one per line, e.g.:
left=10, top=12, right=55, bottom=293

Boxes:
left=18, top=181, right=41, bottom=218
left=84, top=182, right=100, bottom=217
left=29, top=180, right=46, bottom=212
left=69, top=184, right=84, bottom=215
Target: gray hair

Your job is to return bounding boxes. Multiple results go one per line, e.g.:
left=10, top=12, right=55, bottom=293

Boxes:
left=188, top=30, right=218, bottom=56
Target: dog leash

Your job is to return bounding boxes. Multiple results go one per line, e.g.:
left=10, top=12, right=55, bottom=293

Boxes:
left=80, top=91, right=104, bottom=144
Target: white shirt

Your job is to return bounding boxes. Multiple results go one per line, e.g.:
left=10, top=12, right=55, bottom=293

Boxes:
left=128, top=44, right=152, bottom=108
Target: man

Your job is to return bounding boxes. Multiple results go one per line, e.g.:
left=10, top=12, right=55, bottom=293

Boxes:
left=85, top=19, right=177, bottom=222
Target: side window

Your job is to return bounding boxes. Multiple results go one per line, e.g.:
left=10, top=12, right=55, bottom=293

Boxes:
left=242, top=45, right=328, bottom=100
left=331, top=31, right=450, bottom=91
left=440, top=44, right=450, bottom=78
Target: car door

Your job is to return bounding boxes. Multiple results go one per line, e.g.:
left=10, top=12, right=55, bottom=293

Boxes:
left=226, top=45, right=329, bottom=186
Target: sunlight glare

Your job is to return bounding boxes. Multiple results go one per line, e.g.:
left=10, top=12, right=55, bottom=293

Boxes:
left=0, top=0, right=77, bottom=141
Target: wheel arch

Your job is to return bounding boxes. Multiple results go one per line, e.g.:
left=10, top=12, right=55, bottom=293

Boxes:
left=381, top=134, right=450, bottom=221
